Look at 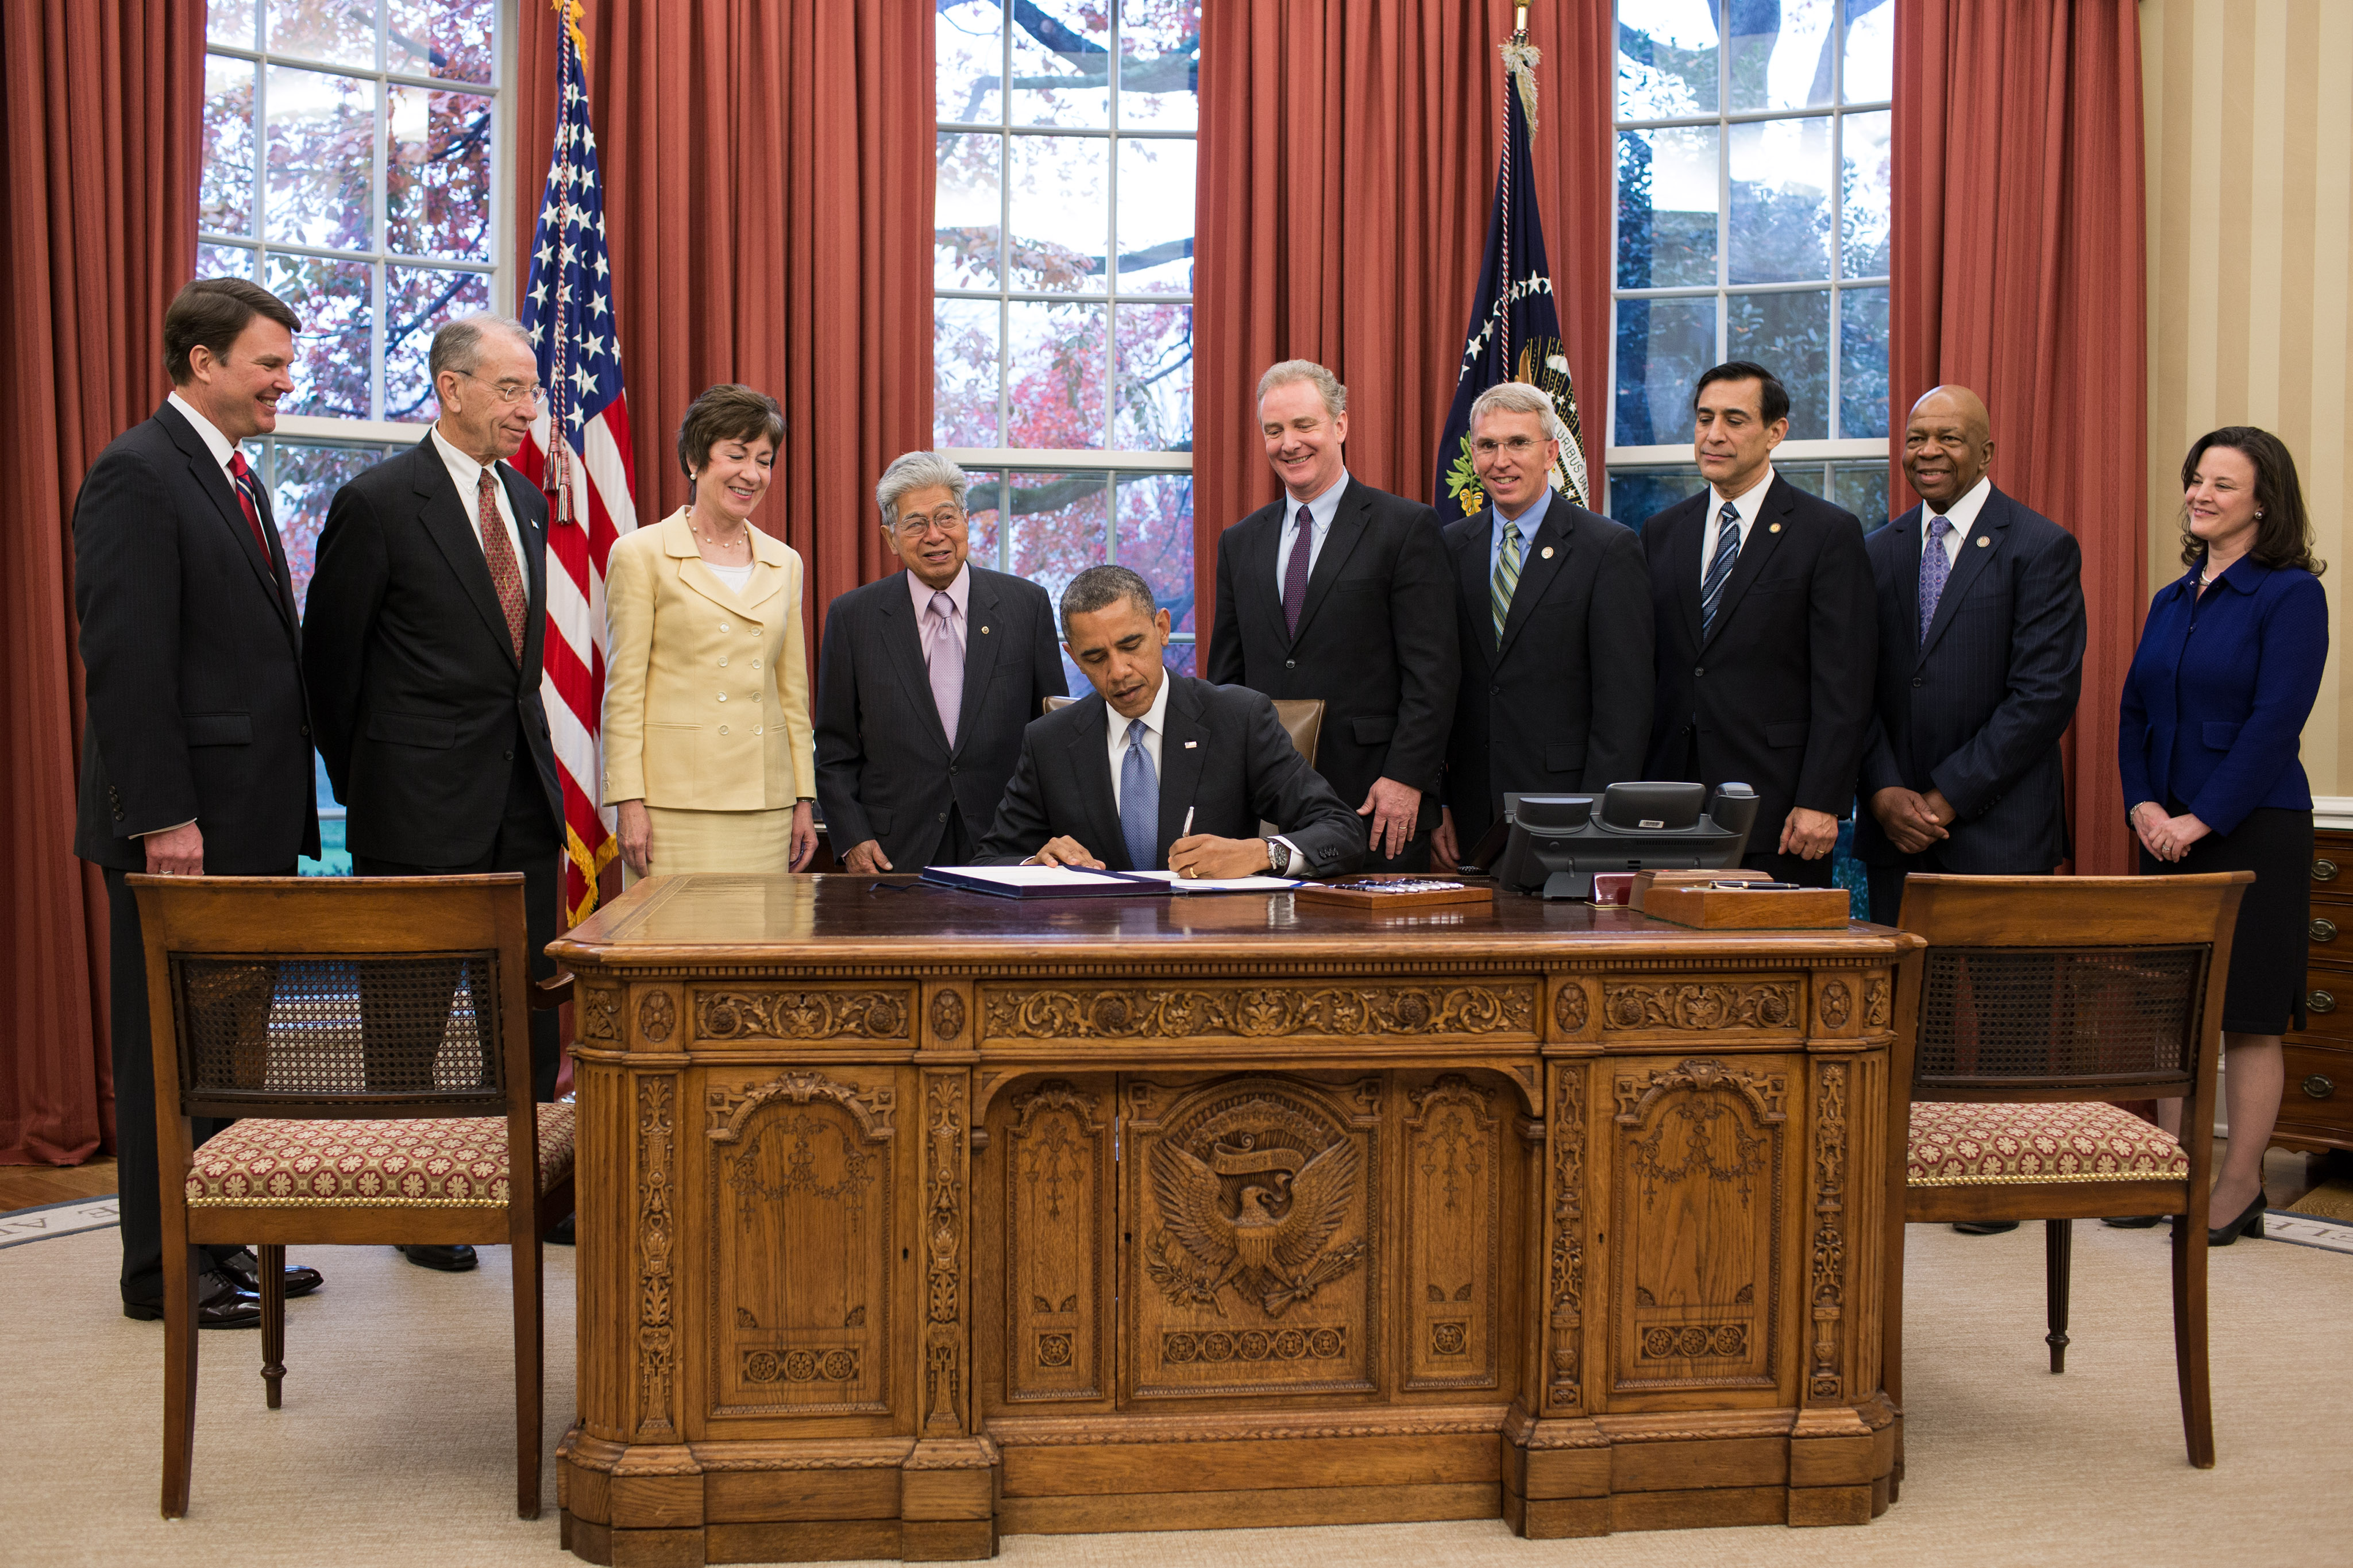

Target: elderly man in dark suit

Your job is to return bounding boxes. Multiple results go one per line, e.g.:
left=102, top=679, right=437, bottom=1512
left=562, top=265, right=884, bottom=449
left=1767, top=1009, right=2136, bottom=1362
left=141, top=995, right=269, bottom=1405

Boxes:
left=1205, top=360, right=1457, bottom=871
left=975, top=566, right=1365, bottom=878
left=1857, top=385, right=2086, bottom=924
left=304, top=314, right=565, bottom=1272
left=815, top=453, right=1065, bottom=871
left=74, top=278, right=323, bottom=1326
left=1431, top=383, right=1654, bottom=868
left=1642, top=361, right=1878, bottom=886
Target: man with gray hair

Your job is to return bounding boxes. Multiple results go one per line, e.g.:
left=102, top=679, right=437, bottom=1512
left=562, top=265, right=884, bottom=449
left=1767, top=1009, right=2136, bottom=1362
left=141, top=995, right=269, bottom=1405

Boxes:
left=974, top=566, right=1364, bottom=876
left=1207, top=359, right=1457, bottom=871
left=1432, top=381, right=1654, bottom=868
left=303, top=312, right=565, bottom=1271
left=815, top=452, right=1064, bottom=869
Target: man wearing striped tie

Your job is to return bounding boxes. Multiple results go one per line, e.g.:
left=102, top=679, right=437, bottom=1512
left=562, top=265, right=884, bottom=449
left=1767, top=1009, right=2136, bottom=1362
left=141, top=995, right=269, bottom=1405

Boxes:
left=1431, top=383, right=1654, bottom=869
left=1639, top=362, right=1877, bottom=886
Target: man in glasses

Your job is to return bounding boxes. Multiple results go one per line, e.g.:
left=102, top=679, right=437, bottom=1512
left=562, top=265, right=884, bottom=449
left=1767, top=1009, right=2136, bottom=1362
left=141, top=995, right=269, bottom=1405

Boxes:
left=815, top=451, right=1066, bottom=871
left=303, top=314, right=566, bottom=1273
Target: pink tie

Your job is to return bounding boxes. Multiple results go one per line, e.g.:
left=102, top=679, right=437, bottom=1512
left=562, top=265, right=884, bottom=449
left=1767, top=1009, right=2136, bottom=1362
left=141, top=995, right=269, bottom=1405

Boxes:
left=927, top=591, right=963, bottom=749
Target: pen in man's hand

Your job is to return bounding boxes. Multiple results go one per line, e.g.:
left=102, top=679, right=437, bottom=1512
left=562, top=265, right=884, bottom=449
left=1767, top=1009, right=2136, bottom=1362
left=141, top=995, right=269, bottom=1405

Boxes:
left=1181, top=807, right=1194, bottom=838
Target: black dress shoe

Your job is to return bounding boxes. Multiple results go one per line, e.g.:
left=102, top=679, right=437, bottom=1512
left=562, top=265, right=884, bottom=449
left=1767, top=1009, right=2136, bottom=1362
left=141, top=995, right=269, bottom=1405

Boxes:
left=215, top=1248, right=325, bottom=1299
left=2101, top=1214, right=2166, bottom=1229
left=396, top=1243, right=479, bottom=1272
left=545, top=1213, right=574, bottom=1246
left=1951, top=1220, right=2020, bottom=1235
left=123, top=1270, right=263, bottom=1328
left=2207, top=1190, right=2267, bottom=1248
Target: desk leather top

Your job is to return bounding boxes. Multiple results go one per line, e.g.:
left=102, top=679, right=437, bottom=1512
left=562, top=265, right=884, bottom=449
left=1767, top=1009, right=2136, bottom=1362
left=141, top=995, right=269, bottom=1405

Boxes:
left=550, top=874, right=1919, bottom=969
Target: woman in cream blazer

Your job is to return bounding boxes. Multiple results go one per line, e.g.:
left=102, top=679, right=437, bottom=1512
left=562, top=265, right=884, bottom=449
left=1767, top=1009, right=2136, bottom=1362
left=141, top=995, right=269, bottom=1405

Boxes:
left=603, top=385, right=817, bottom=876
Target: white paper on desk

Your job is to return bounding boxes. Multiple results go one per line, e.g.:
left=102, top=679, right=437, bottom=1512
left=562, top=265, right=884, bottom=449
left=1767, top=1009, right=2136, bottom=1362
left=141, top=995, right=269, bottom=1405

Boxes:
left=923, top=864, right=1160, bottom=893
left=1127, top=870, right=1303, bottom=894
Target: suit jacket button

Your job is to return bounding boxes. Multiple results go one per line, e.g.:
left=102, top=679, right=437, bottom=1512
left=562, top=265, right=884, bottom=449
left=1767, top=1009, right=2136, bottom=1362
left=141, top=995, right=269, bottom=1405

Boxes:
left=1285, top=658, right=1297, bottom=670
left=938, top=812, right=948, bottom=822
left=950, top=764, right=958, bottom=774
left=1490, top=685, right=1502, bottom=696
left=1694, top=666, right=1704, bottom=677
left=299, top=724, right=310, bottom=737
left=1912, top=677, right=1924, bottom=688
left=504, top=749, right=515, bottom=760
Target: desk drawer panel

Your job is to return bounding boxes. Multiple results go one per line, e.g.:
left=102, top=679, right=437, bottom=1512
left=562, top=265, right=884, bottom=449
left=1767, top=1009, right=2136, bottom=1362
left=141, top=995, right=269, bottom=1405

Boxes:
left=977, top=978, right=1539, bottom=1046
left=2277, top=1042, right=2353, bottom=1144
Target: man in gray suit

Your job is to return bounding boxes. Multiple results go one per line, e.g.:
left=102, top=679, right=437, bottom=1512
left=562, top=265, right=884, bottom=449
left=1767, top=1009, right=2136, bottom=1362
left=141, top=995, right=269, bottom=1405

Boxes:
left=815, top=453, right=1066, bottom=871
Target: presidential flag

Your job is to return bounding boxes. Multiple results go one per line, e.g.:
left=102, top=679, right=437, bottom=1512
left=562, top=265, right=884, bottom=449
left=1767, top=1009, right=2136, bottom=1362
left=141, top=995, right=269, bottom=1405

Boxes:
left=514, top=0, right=635, bottom=923
left=1433, top=32, right=1590, bottom=515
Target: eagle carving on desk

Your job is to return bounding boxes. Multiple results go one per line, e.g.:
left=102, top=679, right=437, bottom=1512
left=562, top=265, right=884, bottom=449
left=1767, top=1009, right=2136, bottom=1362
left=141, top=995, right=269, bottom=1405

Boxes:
left=1147, top=1133, right=1363, bottom=1318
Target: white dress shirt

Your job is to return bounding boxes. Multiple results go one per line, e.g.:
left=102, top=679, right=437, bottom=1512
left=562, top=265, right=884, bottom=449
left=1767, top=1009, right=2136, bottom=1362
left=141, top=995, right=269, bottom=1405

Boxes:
left=1273, top=469, right=1351, bottom=593
left=1698, top=465, right=1777, bottom=586
left=1923, top=475, right=1992, bottom=562
left=167, top=390, right=242, bottom=485
left=430, top=423, right=529, bottom=570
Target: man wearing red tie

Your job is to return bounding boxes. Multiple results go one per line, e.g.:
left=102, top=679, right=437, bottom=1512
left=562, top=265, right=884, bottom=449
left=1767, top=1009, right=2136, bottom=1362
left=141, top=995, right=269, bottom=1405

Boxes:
left=303, top=315, right=566, bottom=1273
left=74, top=279, right=324, bottom=1326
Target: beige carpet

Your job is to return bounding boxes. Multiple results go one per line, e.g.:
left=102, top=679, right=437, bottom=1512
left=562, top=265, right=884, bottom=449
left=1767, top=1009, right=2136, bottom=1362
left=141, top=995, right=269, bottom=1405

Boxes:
left=3, top=1223, right=2348, bottom=1568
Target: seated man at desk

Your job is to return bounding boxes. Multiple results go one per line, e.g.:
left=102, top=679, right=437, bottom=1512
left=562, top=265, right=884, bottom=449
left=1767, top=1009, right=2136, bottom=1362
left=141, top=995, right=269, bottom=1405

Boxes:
left=973, top=565, right=1367, bottom=879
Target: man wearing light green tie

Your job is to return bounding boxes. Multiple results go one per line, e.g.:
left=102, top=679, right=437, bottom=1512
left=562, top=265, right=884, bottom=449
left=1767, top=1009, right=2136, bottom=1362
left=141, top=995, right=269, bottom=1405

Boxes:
left=1432, top=382, right=1655, bottom=869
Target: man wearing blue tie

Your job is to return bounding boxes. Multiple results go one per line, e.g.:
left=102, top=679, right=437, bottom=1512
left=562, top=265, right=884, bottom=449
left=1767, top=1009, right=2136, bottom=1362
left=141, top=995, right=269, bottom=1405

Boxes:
left=971, top=566, right=1365, bottom=879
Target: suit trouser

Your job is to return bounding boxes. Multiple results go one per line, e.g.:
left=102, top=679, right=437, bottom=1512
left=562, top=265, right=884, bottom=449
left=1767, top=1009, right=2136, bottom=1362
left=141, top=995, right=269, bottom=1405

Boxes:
left=353, top=751, right=564, bottom=1103
left=105, top=864, right=287, bottom=1307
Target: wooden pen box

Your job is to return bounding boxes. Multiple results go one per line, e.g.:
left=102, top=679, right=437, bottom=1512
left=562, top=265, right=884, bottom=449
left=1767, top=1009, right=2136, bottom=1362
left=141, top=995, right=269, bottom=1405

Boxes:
left=1642, top=884, right=1851, bottom=930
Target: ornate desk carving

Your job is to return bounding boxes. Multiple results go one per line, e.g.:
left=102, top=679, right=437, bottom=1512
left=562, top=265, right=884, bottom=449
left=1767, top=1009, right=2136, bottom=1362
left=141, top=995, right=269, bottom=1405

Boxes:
left=553, top=874, right=1919, bottom=1562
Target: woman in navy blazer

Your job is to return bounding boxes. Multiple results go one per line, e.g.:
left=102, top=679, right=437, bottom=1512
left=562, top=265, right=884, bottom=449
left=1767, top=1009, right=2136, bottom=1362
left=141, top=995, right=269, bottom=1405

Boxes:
left=2119, top=426, right=2329, bottom=1245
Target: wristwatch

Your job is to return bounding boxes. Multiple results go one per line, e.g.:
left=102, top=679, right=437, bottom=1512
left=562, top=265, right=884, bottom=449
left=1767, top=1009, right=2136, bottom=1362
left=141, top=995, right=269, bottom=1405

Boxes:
left=1263, top=837, right=1293, bottom=876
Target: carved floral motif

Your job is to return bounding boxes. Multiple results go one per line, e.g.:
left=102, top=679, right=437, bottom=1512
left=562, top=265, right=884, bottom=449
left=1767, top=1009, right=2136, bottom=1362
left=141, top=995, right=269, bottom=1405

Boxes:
left=1553, top=984, right=1589, bottom=1034
left=1641, top=1324, right=1749, bottom=1360
left=744, top=1347, right=860, bottom=1384
left=929, top=990, right=966, bottom=1042
left=1547, top=1067, right=1586, bottom=1411
left=1613, top=1057, right=1789, bottom=1125
left=696, top=988, right=908, bottom=1042
left=1809, top=1062, right=1849, bottom=1402
left=924, top=1072, right=968, bottom=1437
left=1865, top=975, right=1892, bottom=1028
left=1819, top=979, right=1851, bottom=1031
left=638, top=989, right=676, bottom=1044
left=637, top=1077, right=677, bottom=1441
left=1603, top=980, right=1799, bottom=1032
left=581, top=987, right=620, bottom=1041
left=707, top=1069, right=896, bottom=1144
left=984, top=983, right=1534, bottom=1041
left=1163, top=1325, right=1346, bottom=1363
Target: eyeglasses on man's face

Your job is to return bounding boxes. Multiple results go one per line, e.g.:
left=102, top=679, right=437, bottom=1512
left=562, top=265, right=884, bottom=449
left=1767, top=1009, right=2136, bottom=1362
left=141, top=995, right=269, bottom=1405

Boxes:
left=894, top=507, right=968, bottom=536
left=456, top=369, right=546, bottom=405
left=1470, top=435, right=1546, bottom=458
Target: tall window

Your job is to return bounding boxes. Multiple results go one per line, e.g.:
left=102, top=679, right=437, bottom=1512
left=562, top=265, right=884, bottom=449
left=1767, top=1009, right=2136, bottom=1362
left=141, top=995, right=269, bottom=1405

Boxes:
left=200, top=0, right=508, bottom=859
left=934, top=2, right=1198, bottom=679
left=1608, top=1, right=1892, bottom=528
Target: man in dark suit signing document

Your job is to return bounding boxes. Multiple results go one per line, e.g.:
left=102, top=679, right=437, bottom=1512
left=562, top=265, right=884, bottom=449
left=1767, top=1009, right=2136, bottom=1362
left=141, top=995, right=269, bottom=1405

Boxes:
left=974, top=566, right=1365, bottom=879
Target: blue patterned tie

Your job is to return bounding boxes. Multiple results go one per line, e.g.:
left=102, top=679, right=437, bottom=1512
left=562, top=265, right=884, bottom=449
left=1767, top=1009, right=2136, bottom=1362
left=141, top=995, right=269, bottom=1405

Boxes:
left=1700, top=501, right=1742, bottom=637
left=1919, top=515, right=1954, bottom=645
left=1120, top=717, right=1159, bottom=871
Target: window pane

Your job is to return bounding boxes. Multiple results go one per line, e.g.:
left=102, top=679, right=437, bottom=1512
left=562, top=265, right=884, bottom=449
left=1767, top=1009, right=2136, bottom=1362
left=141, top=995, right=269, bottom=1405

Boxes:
left=266, top=0, right=376, bottom=68
left=199, top=243, right=257, bottom=280
left=387, top=86, right=493, bottom=260
left=203, top=55, right=256, bottom=237
left=385, top=264, right=492, bottom=422
left=1008, top=300, right=1106, bottom=447
left=1728, top=0, right=1837, bottom=113
left=1115, top=137, right=1194, bottom=293
left=270, top=441, right=384, bottom=603
left=939, top=1, right=1005, bottom=125
left=269, top=252, right=374, bottom=418
left=1118, top=0, right=1199, bottom=130
left=1780, top=462, right=1830, bottom=497
left=387, top=0, right=496, bottom=85
left=936, top=133, right=1002, bottom=289
left=210, top=0, right=257, bottom=48
left=1010, top=1, right=1111, bottom=128
left=1726, top=288, right=1830, bottom=439
left=1606, top=467, right=1706, bottom=530
left=962, top=468, right=1006, bottom=570
left=265, top=65, right=377, bottom=252
left=1844, top=0, right=1896, bottom=102
left=1005, top=472, right=1112, bottom=671
left=1729, top=117, right=1831, bottom=284
left=1615, top=127, right=1718, bottom=289
left=1617, top=0, right=1719, bottom=119
left=1161, top=642, right=1196, bottom=678
left=934, top=298, right=1002, bottom=448
left=1613, top=295, right=1714, bottom=447
left=1116, top=472, right=1194, bottom=634
left=1009, top=135, right=1108, bottom=293
left=1114, top=304, right=1191, bottom=450
left=1841, top=110, right=1891, bottom=277
left=1838, top=285, right=1889, bottom=439
left=1832, top=461, right=1890, bottom=530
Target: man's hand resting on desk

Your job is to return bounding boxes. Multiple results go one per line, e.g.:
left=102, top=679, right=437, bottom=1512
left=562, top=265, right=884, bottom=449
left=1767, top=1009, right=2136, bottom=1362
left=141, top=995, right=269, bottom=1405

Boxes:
left=842, top=839, right=894, bottom=874
left=1168, top=835, right=1271, bottom=879
left=1025, top=836, right=1105, bottom=869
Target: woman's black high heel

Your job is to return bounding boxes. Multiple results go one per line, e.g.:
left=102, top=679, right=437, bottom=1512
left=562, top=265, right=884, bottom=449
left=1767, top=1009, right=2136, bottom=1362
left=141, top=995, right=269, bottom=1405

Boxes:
left=2205, top=1189, right=2267, bottom=1247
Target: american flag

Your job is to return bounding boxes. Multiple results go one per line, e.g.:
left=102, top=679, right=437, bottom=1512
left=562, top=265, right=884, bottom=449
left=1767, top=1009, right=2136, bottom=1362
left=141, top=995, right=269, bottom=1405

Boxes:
left=514, top=0, right=635, bottom=924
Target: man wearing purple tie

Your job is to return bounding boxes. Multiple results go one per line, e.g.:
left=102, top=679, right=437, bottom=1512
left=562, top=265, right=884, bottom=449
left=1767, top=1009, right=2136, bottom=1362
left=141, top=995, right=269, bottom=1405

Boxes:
left=814, top=453, right=1066, bottom=872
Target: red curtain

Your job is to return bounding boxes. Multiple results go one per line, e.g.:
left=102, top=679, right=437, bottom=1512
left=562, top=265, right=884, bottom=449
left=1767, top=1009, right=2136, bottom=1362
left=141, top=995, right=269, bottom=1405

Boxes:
left=512, top=1, right=935, bottom=635
left=1194, top=1, right=1613, bottom=656
left=1891, top=1, right=2147, bottom=874
left=0, top=1, right=202, bottom=1164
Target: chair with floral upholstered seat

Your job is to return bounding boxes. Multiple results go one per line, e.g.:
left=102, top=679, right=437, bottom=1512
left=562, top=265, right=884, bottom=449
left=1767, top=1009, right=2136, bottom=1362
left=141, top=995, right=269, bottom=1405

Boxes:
left=133, top=872, right=574, bottom=1520
left=1884, top=872, right=2251, bottom=1473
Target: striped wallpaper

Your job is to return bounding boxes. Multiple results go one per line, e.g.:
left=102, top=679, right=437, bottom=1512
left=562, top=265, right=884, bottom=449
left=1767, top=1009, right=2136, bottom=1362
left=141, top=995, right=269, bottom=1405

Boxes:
left=2143, top=0, right=2351, bottom=796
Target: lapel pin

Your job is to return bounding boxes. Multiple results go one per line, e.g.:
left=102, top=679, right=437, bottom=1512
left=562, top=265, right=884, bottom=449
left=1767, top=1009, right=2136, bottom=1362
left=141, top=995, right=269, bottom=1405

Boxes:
left=981, top=625, right=990, bottom=634
left=1977, top=535, right=1990, bottom=547
left=1769, top=522, right=1783, bottom=533
left=1185, top=740, right=1198, bottom=749
left=1541, top=546, right=1554, bottom=559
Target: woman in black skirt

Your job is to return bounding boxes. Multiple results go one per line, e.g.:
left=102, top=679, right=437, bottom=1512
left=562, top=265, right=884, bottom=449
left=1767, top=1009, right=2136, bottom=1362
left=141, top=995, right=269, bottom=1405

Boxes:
left=2119, top=426, right=2329, bottom=1245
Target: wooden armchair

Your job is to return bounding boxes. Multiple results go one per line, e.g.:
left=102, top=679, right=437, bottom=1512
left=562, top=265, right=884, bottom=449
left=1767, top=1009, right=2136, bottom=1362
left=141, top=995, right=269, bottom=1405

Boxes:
left=1044, top=694, right=1326, bottom=766
left=1884, top=872, right=2250, bottom=1470
left=134, top=873, right=577, bottom=1519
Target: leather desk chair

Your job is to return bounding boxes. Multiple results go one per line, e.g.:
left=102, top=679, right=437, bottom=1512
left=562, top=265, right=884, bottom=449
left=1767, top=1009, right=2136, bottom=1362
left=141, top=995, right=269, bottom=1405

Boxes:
left=1042, top=694, right=1326, bottom=766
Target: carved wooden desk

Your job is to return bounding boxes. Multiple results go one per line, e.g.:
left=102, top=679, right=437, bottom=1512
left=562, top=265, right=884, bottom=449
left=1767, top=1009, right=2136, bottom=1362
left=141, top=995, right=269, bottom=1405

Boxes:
left=550, top=875, right=1923, bottom=1565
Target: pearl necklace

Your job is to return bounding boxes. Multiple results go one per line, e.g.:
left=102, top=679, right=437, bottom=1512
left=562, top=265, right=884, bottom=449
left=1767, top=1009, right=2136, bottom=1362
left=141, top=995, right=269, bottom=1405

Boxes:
left=688, top=504, right=751, bottom=558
